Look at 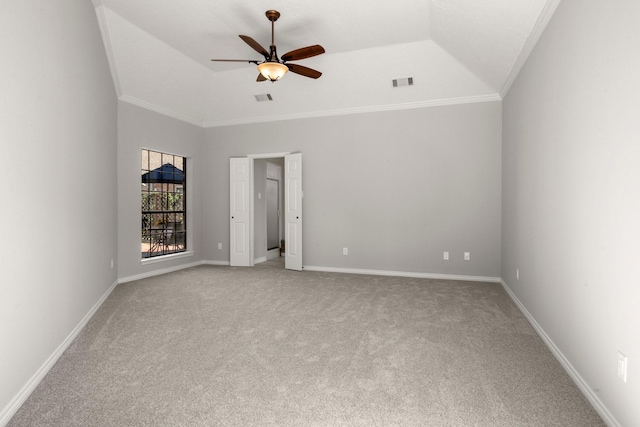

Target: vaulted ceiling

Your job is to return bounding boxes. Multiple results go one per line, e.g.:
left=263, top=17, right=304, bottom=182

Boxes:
left=92, top=0, right=559, bottom=127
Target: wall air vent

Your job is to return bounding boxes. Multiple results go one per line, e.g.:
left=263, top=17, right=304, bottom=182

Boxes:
left=392, top=77, right=414, bottom=87
left=254, top=94, right=273, bottom=102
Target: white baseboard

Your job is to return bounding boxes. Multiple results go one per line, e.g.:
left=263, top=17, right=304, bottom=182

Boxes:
left=266, top=249, right=280, bottom=261
left=121, top=260, right=231, bottom=285
left=118, top=260, right=203, bottom=284
left=499, top=280, right=620, bottom=427
left=0, top=279, right=119, bottom=427
left=303, top=265, right=501, bottom=283
left=202, top=260, right=230, bottom=266
left=253, top=256, right=267, bottom=264
left=199, top=261, right=500, bottom=284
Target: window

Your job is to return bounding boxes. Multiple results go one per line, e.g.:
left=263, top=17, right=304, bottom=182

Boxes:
left=141, top=149, right=187, bottom=259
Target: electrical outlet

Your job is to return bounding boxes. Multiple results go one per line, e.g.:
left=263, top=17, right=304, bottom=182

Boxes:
left=618, top=352, right=628, bottom=383
left=343, top=248, right=348, bottom=256
left=443, top=251, right=449, bottom=260
left=218, top=243, right=222, bottom=250
left=464, top=252, right=470, bottom=261
left=110, top=259, right=114, bottom=269
left=516, top=268, right=520, bottom=281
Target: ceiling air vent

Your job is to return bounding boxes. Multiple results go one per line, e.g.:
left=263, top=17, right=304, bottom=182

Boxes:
left=392, top=77, right=414, bottom=87
left=254, top=94, right=273, bottom=102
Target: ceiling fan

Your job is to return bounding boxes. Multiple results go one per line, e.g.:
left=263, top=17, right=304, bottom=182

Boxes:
left=211, top=10, right=325, bottom=82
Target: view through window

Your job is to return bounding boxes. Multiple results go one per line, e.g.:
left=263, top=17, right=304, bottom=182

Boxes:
left=141, top=149, right=186, bottom=259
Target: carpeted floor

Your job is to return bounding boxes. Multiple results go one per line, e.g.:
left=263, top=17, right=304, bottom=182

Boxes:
left=9, top=260, right=605, bottom=426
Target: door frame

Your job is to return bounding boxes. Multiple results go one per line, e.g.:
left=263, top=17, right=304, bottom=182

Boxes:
left=247, top=152, right=291, bottom=267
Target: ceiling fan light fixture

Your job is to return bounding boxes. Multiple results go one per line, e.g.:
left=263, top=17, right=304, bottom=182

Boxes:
left=257, top=62, right=288, bottom=82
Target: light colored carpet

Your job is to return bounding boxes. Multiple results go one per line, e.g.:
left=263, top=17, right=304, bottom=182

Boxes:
left=9, top=260, right=604, bottom=426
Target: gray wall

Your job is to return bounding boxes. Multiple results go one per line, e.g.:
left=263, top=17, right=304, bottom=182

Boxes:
left=502, top=0, right=640, bottom=425
left=8, top=0, right=637, bottom=423
left=0, top=1, right=118, bottom=421
left=117, top=102, right=204, bottom=280
left=203, top=101, right=502, bottom=278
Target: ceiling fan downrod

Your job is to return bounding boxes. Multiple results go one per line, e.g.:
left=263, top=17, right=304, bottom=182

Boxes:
left=266, top=10, right=280, bottom=62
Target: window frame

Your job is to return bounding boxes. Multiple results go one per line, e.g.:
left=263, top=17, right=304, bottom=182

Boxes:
left=140, top=148, right=188, bottom=260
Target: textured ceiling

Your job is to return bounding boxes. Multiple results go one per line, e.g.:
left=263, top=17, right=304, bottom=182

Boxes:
left=92, top=0, right=559, bottom=127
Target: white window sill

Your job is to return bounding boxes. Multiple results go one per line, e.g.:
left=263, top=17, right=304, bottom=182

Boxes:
left=141, top=250, right=194, bottom=266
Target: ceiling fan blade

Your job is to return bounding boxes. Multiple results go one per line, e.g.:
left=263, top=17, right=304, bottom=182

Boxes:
left=287, top=63, right=322, bottom=79
left=239, top=35, right=269, bottom=59
left=257, top=73, right=267, bottom=82
left=281, top=45, right=325, bottom=62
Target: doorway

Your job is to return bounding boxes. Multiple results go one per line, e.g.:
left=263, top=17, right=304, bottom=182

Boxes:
left=229, top=152, right=303, bottom=271
left=261, top=160, right=283, bottom=262
left=266, top=179, right=280, bottom=251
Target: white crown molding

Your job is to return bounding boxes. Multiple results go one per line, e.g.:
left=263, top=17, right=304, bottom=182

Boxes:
left=500, top=279, right=621, bottom=427
left=500, top=0, right=563, bottom=97
left=119, top=95, right=204, bottom=127
left=118, top=93, right=501, bottom=129
left=93, top=5, right=122, bottom=98
left=202, top=94, right=502, bottom=128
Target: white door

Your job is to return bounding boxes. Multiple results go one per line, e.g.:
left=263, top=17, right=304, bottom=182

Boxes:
left=284, top=153, right=303, bottom=271
left=230, top=157, right=251, bottom=266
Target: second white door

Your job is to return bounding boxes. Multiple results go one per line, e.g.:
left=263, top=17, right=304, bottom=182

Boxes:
left=284, top=153, right=303, bottom=271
